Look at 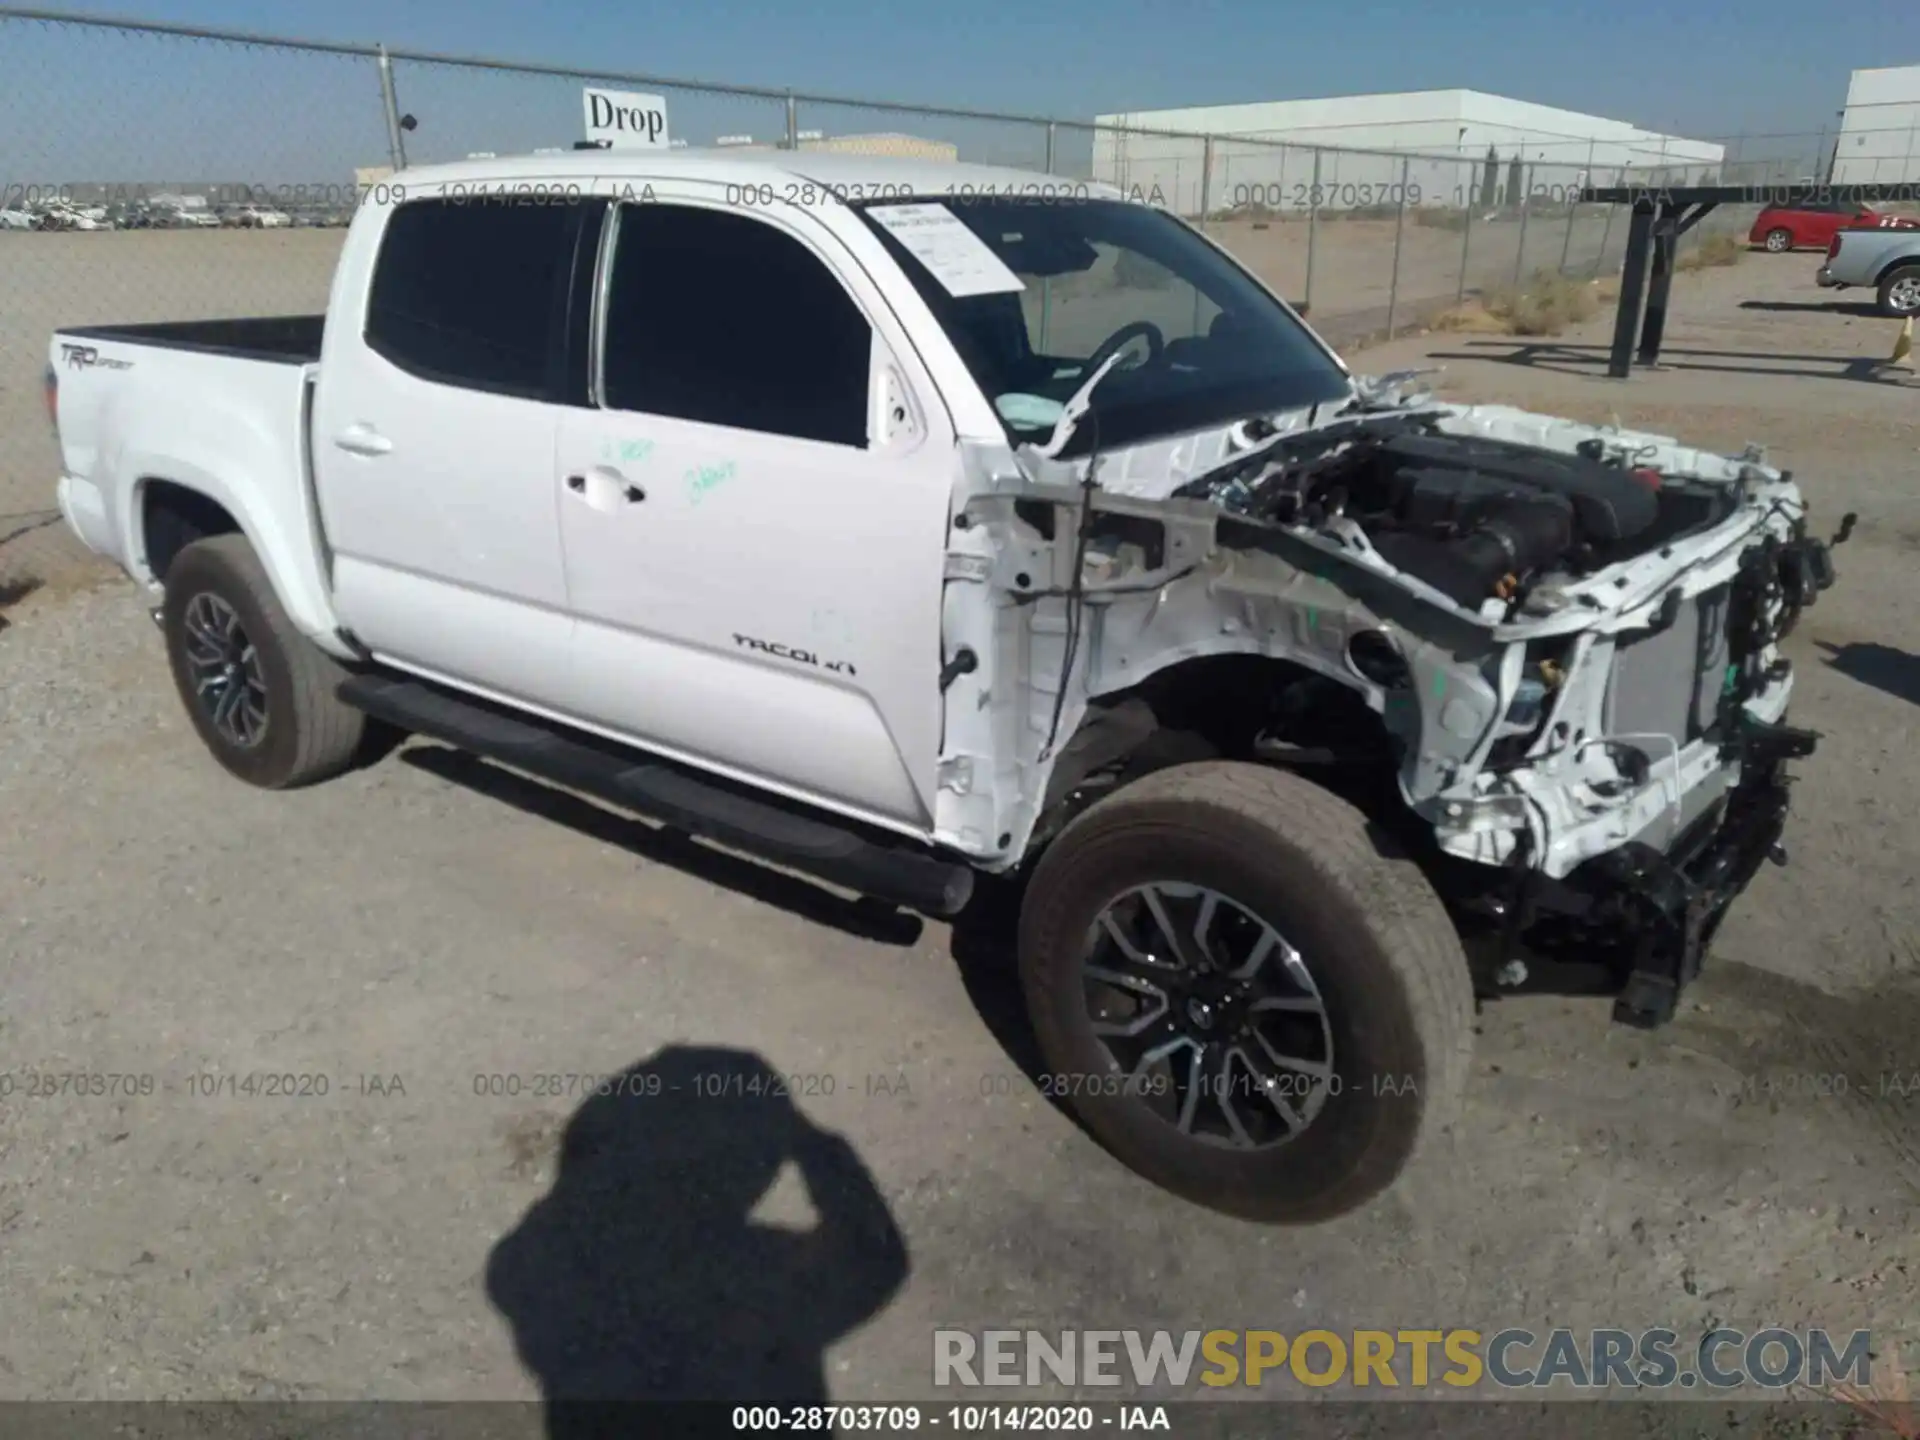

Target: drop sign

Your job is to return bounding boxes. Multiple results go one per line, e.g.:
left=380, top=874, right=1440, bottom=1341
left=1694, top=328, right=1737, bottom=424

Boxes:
left=583, top=87, right=670, bottom=150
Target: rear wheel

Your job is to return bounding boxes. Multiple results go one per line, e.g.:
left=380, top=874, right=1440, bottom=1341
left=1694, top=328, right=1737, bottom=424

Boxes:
left=1878, top=263, right=1920, bottom=317
left=161, top=534, right=365, bottom=789
left=1763, top=227, right=1794, bottom=252
left=1017, top=761, right=1474, bottom=1223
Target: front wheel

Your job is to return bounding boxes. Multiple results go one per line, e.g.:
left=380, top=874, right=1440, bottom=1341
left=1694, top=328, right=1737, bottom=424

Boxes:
left=161, top=534, right=365, bottom=789
left=1017, top=762, right=1474, bottom=1223
left=1763, top=227, right=1794, bottom=253
left=1878, top=263, right=1920, bottom=317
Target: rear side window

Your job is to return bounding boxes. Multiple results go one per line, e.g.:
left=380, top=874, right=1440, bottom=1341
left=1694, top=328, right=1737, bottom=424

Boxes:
left=366, top=197, right=592, bottom=399
left=600, top=203, right=871, bottom=447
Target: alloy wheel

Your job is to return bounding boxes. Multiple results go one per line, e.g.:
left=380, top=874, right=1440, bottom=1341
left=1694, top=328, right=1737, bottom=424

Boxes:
left=1080, top=882, right=1336, bottom=1150
left=181, top=591, right=269, bottom=748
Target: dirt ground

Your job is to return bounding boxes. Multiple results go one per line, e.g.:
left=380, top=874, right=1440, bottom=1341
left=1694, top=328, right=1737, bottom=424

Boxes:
left=0, top=237, right=1916, bottom=1429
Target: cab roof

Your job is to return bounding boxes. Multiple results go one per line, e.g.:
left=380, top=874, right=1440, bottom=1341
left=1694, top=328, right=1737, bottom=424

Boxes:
left=395, top=147, right=1124, bottom=202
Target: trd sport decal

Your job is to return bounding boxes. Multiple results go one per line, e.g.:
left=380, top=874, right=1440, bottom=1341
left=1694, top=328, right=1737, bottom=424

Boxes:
left=60, top=343, right=133, bottom=371
left=733, top=633, right=857, bottom=677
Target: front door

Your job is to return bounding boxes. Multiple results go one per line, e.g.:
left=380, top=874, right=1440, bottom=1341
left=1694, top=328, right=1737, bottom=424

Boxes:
left=552, top=194, right=955, bottom=828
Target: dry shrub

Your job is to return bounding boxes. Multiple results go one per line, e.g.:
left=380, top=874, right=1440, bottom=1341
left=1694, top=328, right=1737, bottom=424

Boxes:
left=1676, top=231, right=1746, bottom=272
left=1429, top=302, right=1512, bottom=334
left=1430, top=271, right=1612, bottom=337
left=1490, top=270, right=1601, bottom=335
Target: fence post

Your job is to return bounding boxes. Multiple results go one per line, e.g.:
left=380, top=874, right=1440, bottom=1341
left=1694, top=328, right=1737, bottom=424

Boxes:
left=1045, top=121, right=1056, bottom=176
left=1457, top=183, right=1475, bottom=302
left=1386, top=155, right=1410, bottom=339
left=1594, top=201, right=1616, bottom=278
left=1560, top=139, right=1593, bottom=275
left=377, top=45, right=407, bottom=171
left=1304, top=148, right=1321, bottom=315
left=1511, top=162, right=1532, bottom=288
left=1199, top=134, right=1214, bottom=232
left=785, top=92, right=798, bottom=150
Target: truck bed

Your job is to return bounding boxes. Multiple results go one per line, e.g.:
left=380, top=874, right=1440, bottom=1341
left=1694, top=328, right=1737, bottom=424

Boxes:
left=59, top=314, right=324, bottom=364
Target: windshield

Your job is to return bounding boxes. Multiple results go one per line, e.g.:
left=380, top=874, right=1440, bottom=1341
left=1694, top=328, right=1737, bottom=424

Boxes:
left=853, top=194, right=1350, bottom=456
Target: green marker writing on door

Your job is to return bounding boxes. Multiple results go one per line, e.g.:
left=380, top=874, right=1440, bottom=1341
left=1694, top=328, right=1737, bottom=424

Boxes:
left=685, top=461, right=736, bottom=504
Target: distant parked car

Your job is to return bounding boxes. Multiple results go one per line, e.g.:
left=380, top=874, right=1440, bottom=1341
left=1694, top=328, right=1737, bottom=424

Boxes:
left=34, top=202, right=106, bottom=232
left=0, top=206, right=35, bottom=230
left=1749, top=200, right=1917, bottom=253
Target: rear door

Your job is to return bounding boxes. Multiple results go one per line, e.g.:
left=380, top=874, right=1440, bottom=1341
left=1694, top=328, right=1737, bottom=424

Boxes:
left=551, top=191, right=955, bottom=827
left=312, top=193, right=602, bottom=704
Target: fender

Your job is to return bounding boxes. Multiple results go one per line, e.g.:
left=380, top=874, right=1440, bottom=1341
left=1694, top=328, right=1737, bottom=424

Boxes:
left=98, top=364, right=346, bottom=655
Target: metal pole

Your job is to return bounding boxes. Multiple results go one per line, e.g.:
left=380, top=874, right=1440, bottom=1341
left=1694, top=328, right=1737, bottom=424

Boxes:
left=1193, top=135, right=1215, bottom=334
left=785, top=91, right=797, bottom=150
left=1511, top=161, right=1532, bottom=288
left=1457, top=191, right=1475, bottom=302
left=1559, top=139, right=1593, bottom=275
left=1606, top=202, right=1655, bottom=379
left=1637, top=219, right=1677, bottom=367
left=1045, top=121, right=1056, bottom=176
left=1594, top=200, right=1616, bottom=278
left=1304, top=148, right=1321, bottom=314
left=377, top=45, right=407, bottom=171
left=1199, top=135, right=1214, bottom=231
left=1386, top=156, right=1409, bottom=339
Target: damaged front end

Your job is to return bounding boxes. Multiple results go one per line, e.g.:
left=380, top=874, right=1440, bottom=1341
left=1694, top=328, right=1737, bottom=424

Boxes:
left=932, top=385, right=1850, bottom=1026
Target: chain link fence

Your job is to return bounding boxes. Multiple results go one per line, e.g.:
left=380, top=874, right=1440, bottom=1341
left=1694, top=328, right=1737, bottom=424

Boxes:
left=5, top=5, right=1913, bottom=603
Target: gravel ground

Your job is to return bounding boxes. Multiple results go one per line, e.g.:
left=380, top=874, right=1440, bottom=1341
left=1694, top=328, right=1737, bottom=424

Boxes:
left=0, top=242, right=1916, bottom=1427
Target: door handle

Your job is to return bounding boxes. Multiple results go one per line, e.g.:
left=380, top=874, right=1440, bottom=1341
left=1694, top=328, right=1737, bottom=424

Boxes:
left=565, top=474, right=646, bottom=504
left=334, top=424, right=392, bottom=457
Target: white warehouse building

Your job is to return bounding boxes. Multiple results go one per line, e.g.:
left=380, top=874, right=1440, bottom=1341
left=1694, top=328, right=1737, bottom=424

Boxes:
left=1092, top=90, right=1724, bottom=216
left=1833, top=65, right=1920, bottom=184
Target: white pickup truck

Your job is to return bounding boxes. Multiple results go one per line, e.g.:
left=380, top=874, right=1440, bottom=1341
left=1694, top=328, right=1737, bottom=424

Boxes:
left=49, top=149, right=1849, bottom=1223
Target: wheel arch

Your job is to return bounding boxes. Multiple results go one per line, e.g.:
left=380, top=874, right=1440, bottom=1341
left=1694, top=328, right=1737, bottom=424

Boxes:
left=124, top=461, right=346, bottom=658
left=1875, top=254, right=1920, bottom=289
left=1031, top=649, right=1404, bottom=848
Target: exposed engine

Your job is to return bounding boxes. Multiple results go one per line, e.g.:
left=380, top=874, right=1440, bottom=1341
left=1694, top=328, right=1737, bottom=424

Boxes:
left=1177, top=416, right=1741, bottom=610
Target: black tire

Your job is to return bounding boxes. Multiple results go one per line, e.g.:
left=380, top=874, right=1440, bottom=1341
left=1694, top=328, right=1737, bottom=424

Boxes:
left=161, top=533, right=365, bottom=789
left=1763, top=227, right=1793, bottom=253
left=1877, top=262, right=1920, bottom=318
left=1017, top=761, right=1473, bottom=1224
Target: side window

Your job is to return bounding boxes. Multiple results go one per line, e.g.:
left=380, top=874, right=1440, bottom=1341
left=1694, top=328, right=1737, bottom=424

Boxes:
left=365, top=197, right=587, bottom=399
left=601, top=203, right=871, bottom=447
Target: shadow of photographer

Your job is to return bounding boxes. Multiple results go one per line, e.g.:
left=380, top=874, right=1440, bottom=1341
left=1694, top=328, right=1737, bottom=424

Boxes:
left=486, top=1045, right=911, bottom=1437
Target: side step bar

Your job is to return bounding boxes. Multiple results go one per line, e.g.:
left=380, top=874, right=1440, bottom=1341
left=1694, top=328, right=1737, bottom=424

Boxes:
left=337, top=675, right=975, bottom=918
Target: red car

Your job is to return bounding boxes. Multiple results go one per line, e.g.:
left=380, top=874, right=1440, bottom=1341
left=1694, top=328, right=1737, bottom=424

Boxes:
left=1749, top=200, right=1918, bottom=252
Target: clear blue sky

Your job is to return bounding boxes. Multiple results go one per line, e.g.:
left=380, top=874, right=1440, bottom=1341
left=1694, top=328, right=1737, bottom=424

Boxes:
left=80, top=0, right=1915, bottom=137
left=4, top=0, right=1916, bottom=182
